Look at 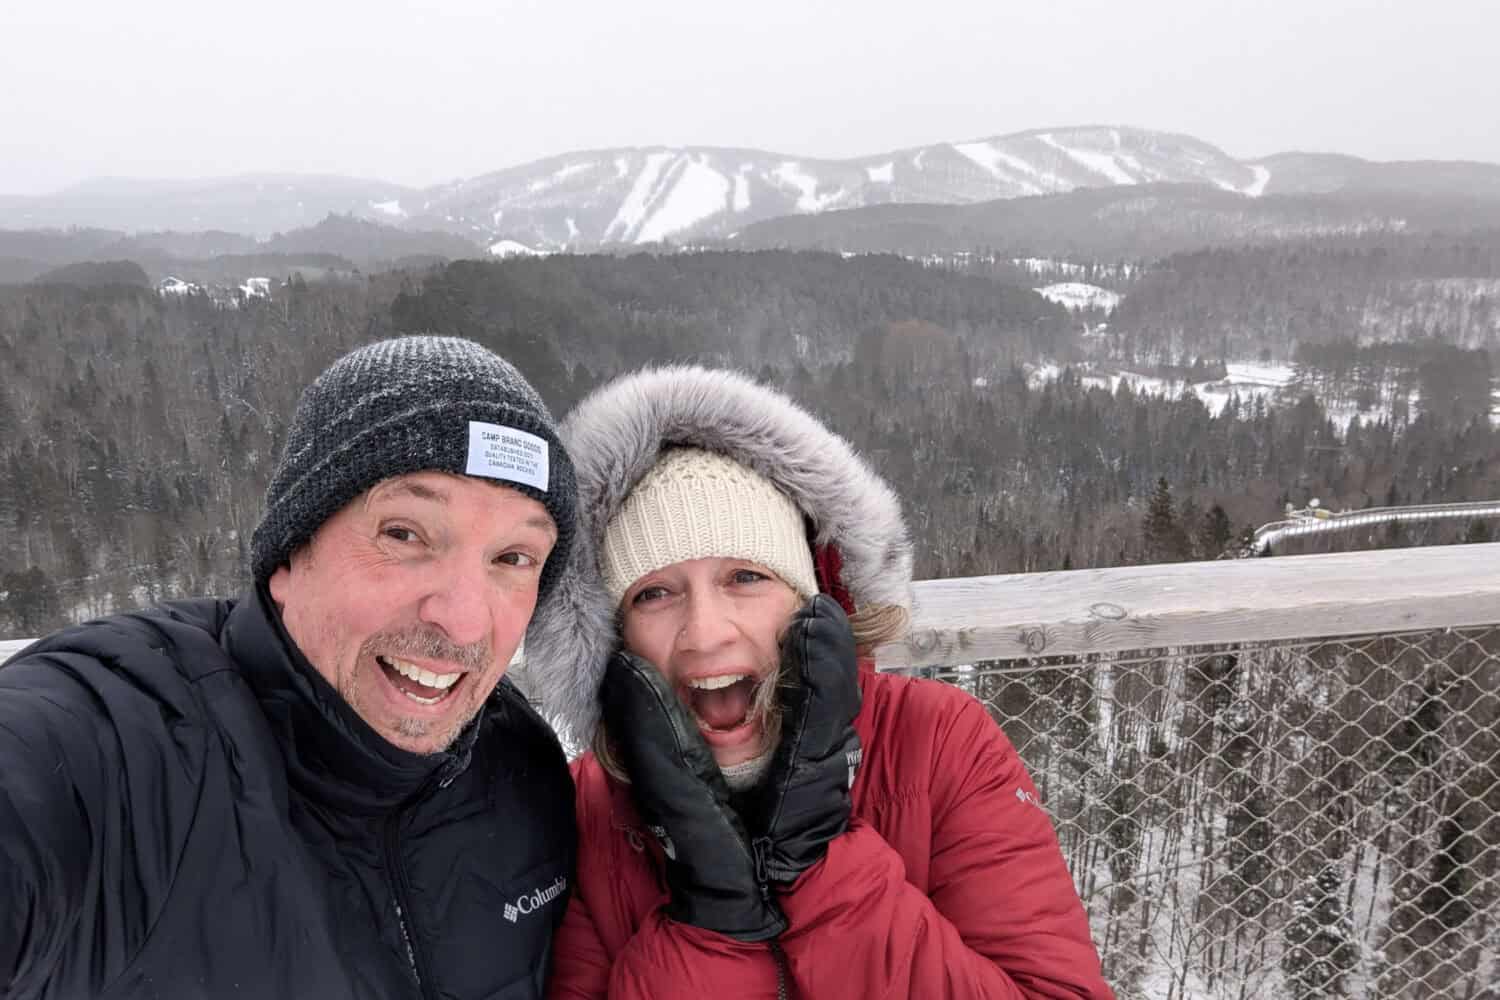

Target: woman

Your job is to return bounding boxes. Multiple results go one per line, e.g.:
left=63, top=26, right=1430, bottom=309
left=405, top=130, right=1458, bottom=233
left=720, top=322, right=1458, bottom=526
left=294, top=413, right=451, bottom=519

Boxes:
left=525, top=366, right=1113, bottom=999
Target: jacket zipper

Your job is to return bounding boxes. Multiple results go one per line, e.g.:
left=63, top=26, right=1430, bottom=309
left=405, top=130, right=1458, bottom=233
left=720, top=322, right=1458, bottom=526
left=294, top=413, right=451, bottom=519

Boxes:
left=752, top=838, right=791, bottom=1000
left=385, top=811, right=438, bottom=1000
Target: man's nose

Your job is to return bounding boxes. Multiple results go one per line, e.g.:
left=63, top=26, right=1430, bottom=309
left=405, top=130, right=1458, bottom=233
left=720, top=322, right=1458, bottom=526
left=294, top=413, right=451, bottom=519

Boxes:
left=417, top=560, right=492, bottom=649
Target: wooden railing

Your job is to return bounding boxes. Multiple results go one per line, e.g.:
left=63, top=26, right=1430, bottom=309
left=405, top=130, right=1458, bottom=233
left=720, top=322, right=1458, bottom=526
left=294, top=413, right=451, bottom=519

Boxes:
left=877, top=541, right=1500, bottom=669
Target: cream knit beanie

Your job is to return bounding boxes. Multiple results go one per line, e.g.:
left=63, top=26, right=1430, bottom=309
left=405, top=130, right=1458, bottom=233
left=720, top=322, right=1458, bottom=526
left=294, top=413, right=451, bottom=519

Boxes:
left=600, top=447, right=819, bottom=607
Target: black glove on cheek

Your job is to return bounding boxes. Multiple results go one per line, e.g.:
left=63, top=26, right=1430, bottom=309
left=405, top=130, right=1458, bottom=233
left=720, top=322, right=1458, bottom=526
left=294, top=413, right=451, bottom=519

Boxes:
left=600, top=651, right=787, bottom=941
left=749, top=595, right=863, bottom=885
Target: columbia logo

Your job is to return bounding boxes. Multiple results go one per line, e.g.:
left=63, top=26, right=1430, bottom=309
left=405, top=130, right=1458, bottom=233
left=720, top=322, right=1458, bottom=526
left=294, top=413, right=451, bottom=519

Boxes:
left=1016, top=787, right=1043, bottom=810
left=502, top=875, right=568, bottom=924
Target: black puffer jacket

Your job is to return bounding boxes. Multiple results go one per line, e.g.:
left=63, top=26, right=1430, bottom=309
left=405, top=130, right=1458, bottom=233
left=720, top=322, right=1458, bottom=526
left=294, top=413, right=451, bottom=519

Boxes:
left=0, top=586, right=575, bottom=1000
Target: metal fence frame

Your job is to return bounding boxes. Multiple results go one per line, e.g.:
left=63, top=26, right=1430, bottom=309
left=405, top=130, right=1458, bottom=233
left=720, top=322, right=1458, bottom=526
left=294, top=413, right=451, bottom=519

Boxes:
left=880, top=543, right=1500, bottom=1000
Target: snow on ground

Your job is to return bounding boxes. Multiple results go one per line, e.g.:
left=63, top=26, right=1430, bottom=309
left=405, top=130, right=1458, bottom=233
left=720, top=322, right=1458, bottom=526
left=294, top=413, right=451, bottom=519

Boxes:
left=773, top=161, right=846, bottom=212
left=635, top=157, right=731, bottom=243
left=1035, top=282, right=1122, bottom=313
left=912, top=149, right=927, bottom=170
left=733, top=168, right=752, bottom=212
left=240, top=277, right=270, bottom=299
left=369, top=199, right=406, bottom=218
left=1223, top=361, right=1295, bottom=387
left=614, top=157, right=629, bottom=179
left=1116, top=151, right=1158, bottom=182
left=865, top=161, right=895, bottom=184
left=1243, top=164, right=1272, bottom=198
left=1319, top=388, right=1420, bottom=431
left=992, top=147, right=1067, bottom=189
left=157, top=276, right=200, bottom=296
left=565, top=217, right=579, bottom=240
left=605, top=151, right=674, bottom=241
left=1015, top=257, right=1087, bottom=278
left=951, top=142, right=1045, bottom=195
left=1038, top=132, right=1138, bottom=185
left=1018, top=360, right=1400, bottom=427
left=488, top=239, right=550, bottom=257
left=528, top=162, right=592, bottom=194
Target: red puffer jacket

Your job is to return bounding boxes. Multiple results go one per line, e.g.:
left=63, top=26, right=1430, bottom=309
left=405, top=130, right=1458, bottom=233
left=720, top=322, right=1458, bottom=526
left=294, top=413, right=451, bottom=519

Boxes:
left=546, top=659, right=1115, bottom=999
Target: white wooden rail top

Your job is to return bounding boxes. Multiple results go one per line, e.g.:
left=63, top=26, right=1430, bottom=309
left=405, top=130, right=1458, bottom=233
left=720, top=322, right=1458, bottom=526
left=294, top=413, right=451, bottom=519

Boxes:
left=2, top=543, right=1499, bottom=670
left=875, top=541, right=1500, bottom=670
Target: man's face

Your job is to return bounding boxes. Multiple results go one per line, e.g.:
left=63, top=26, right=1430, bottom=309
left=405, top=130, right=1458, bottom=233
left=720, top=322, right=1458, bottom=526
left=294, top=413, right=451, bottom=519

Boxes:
left=269, top=471, right=557, bottom=755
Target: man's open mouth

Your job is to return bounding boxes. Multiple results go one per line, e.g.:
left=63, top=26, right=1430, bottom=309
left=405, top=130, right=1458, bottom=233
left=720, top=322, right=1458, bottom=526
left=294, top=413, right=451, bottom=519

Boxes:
left=377, top=654, right=464, bottom=706
left=680, top=673, right=762, bottom=732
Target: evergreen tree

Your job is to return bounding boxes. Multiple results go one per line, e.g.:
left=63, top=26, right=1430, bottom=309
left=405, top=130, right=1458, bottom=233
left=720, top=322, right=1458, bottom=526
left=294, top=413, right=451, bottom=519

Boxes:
left=1282, top=865, right=1358, bottom=999
left=1142, top=477, right=1188, bottom=562
left=1200, top=502, right=1234, bottom=558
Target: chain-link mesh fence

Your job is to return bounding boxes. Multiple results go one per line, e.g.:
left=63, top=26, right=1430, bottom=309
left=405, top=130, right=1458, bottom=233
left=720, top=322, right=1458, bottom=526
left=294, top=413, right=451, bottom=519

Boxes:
left=899, top=627, right=1500, bottom=1000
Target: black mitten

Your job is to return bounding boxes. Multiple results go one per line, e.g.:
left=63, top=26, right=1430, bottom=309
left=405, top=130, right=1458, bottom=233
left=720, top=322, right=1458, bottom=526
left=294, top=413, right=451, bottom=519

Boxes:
left=747, top=595, right=863, bottom=885
left=600, top=651, right=787, bottom=941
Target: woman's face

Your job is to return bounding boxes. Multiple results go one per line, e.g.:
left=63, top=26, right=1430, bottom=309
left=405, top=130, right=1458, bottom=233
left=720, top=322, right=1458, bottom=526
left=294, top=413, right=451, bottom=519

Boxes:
left=620, top=556, right=801, bottom=767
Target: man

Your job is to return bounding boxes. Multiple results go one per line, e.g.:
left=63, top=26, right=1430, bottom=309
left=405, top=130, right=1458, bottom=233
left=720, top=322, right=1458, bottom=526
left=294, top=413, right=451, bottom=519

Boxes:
left=1, top=336, right=579, bottom=999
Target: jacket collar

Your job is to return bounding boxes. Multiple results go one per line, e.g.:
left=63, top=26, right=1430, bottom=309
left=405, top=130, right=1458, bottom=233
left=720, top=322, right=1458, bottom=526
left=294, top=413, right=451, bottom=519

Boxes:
left=223, top=583, right=479, bottom=814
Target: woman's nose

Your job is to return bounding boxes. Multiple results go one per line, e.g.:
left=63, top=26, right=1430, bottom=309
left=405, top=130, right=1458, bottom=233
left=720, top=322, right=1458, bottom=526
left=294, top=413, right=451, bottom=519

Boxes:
left=675, top=587, right=738, bottom=654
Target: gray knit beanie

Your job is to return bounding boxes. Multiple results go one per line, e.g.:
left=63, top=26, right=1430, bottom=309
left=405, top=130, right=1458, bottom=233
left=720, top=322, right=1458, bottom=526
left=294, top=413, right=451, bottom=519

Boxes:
left=250, top=336, right=576, bottom=600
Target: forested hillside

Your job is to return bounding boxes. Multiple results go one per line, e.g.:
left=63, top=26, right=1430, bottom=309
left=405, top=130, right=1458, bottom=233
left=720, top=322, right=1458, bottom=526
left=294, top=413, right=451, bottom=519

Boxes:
left=732, top=184, right=1500, bottom=261
left=1106, top=232, right=1500, bottom=359
left=3, top=250, right=1497, bottom=635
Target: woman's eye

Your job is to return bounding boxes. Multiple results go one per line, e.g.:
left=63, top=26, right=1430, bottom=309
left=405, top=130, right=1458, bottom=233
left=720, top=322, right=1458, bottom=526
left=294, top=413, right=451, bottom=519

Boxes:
left=731, top=568, right=769, bottom=585
left=497, top=551, right=537, bottom=567
left=631, top=585, right=669, bottom=605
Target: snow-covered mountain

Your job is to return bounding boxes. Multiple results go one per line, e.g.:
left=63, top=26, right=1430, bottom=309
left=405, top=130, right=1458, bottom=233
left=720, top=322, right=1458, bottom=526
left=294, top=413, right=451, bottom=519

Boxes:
left=413, top=126, right=1263, bottom=250
left=7, top=126, right=1500, bottom=251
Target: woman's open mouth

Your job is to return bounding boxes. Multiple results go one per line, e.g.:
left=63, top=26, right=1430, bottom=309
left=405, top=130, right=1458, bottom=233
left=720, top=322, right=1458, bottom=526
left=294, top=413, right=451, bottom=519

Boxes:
left=680, top=673, right=762, bottom=734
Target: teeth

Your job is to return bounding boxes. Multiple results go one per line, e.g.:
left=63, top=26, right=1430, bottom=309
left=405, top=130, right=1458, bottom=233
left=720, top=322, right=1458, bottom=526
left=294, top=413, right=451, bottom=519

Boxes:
left=384, top=657, right=461, bottom=691
left=686, top=674, right=749, bottom=691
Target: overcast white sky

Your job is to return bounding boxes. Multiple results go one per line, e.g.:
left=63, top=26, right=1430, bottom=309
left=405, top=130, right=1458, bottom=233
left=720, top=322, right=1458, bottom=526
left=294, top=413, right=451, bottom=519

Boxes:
left=2, top=0, right=1496, bottom=196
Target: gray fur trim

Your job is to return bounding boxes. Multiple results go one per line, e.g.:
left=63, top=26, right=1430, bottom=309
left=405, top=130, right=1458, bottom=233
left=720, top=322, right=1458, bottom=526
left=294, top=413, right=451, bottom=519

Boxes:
left=519, top=365, right=913, bottom=744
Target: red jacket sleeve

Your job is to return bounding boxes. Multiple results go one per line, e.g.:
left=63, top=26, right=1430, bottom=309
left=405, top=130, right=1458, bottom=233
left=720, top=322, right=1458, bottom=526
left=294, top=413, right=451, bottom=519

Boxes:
left=777, top=693, right=1115, bottom=1000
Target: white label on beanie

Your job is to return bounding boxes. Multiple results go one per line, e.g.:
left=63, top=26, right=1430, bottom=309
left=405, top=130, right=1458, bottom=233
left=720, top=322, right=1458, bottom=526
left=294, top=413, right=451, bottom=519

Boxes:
left=466, top=421, right=549, bottom=492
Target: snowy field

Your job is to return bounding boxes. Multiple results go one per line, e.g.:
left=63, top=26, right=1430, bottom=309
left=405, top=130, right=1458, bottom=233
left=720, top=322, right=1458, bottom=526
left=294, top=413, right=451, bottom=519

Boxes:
left=1020, top=360, right=1464, bottom=429
left=1035, top=282, right=1123, bottom=313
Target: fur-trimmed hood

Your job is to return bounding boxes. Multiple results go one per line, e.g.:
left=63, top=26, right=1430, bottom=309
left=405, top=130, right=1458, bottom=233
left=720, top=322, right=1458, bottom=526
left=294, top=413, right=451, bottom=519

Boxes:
left=520, top=365, right=913, bottom=744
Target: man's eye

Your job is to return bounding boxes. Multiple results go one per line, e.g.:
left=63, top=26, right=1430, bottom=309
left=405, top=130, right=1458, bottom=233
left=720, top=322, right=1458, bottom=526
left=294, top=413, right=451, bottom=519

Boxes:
left=383, top=526, right=418, bottom=543
left=497, top=551, right=537, bottom=567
